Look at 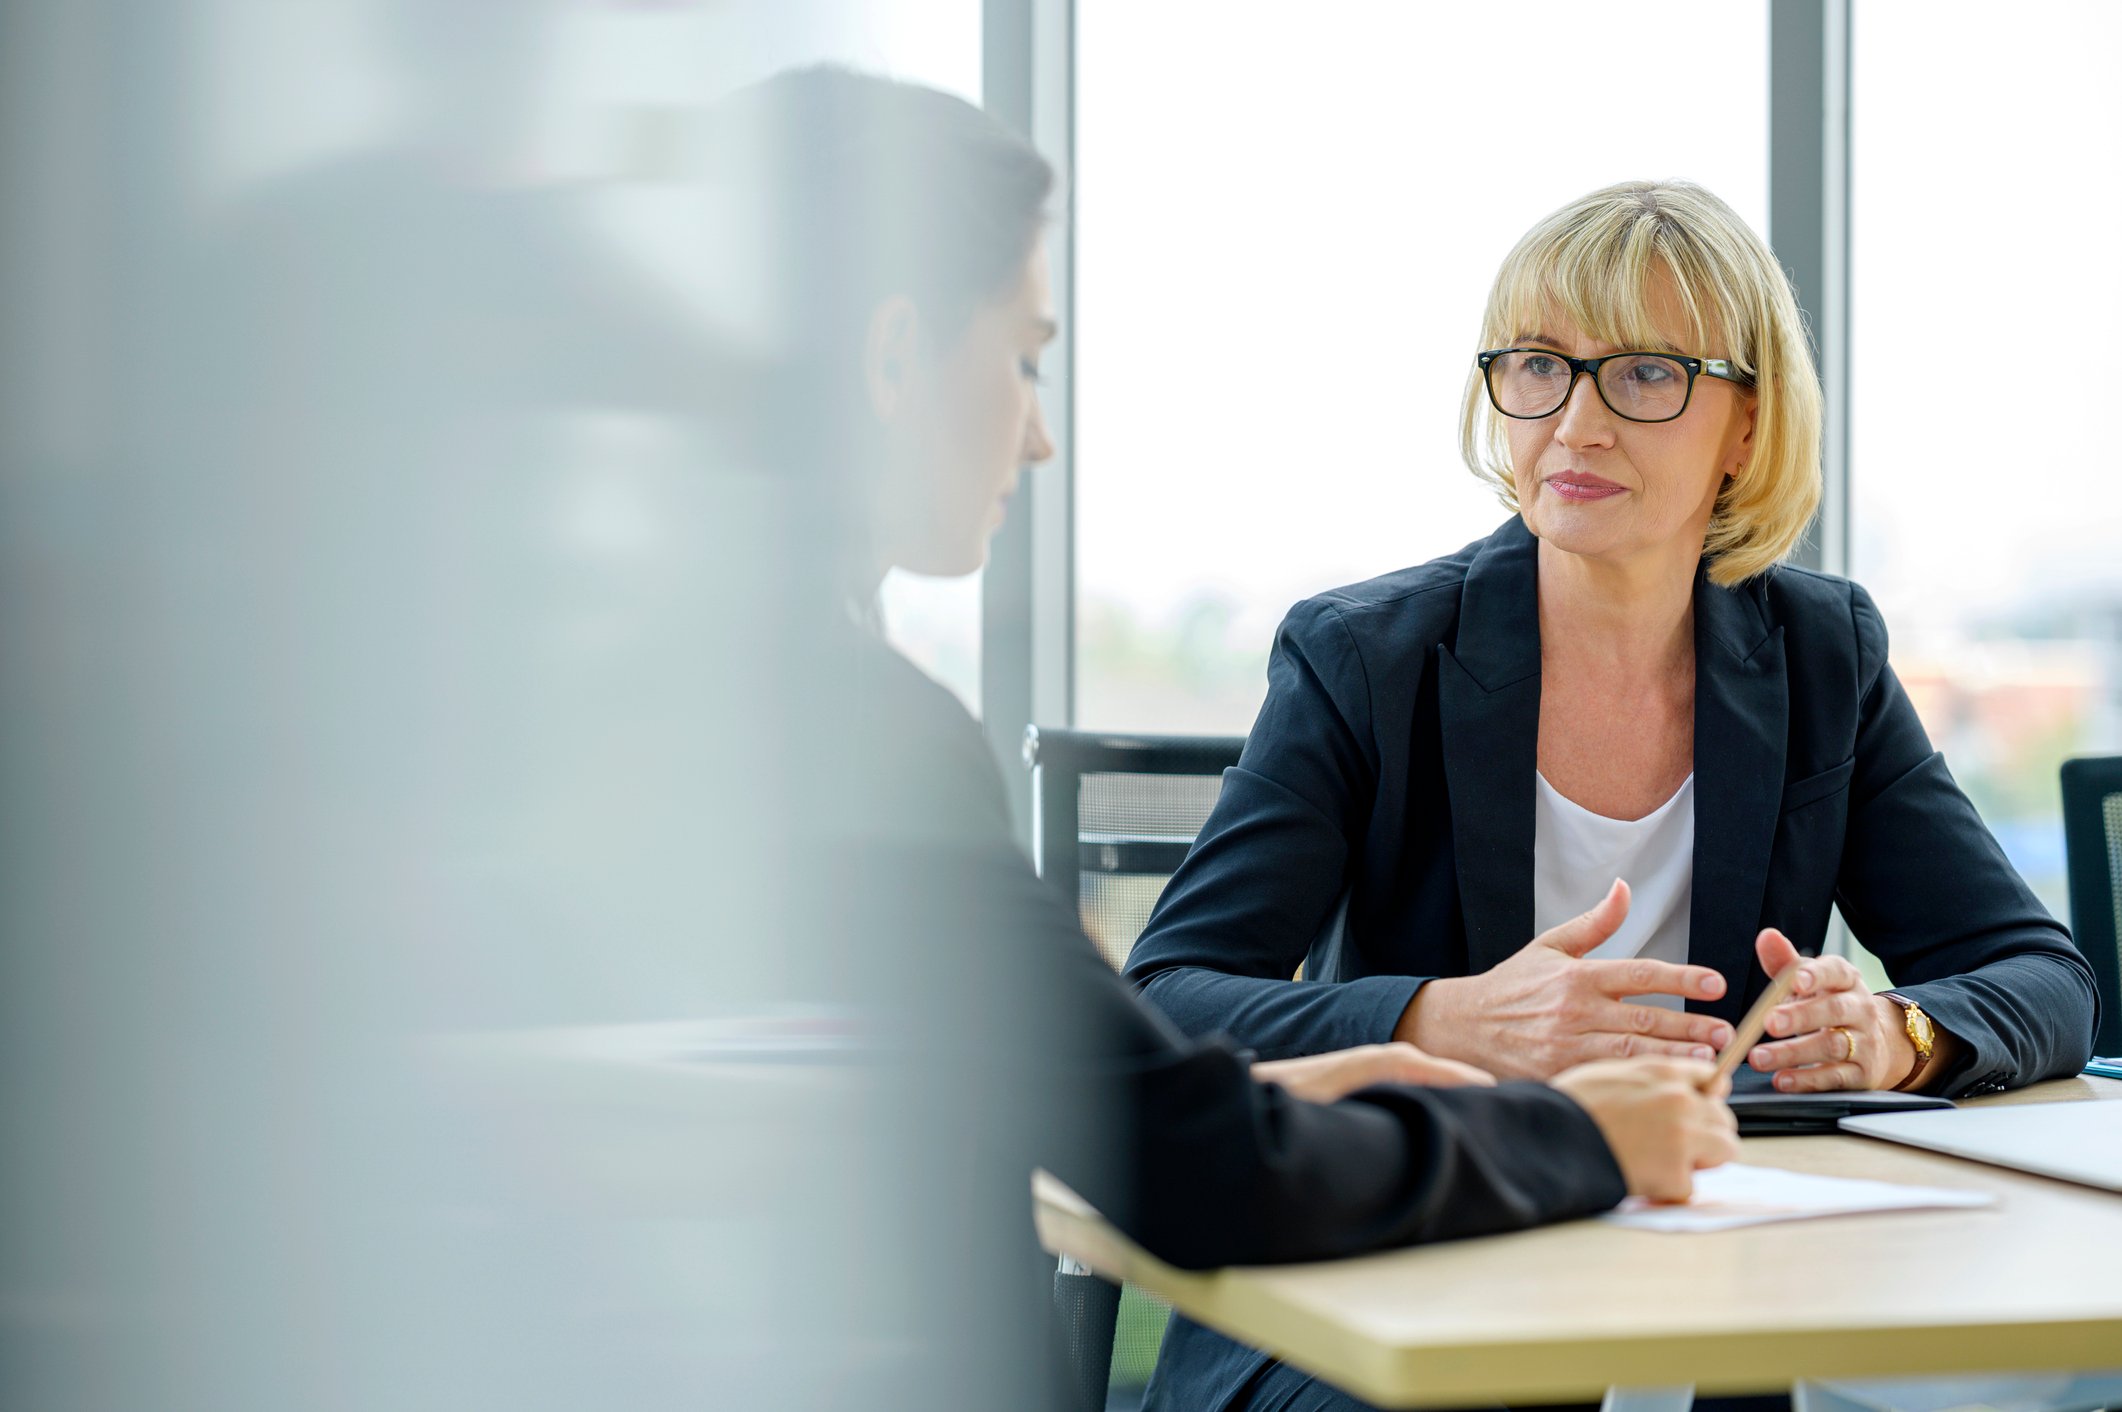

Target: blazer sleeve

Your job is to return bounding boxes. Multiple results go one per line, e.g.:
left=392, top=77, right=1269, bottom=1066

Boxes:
left=1832, top=584, right=2100, bottom=1094
left=853, top=678, right=1626, bottom=1275
left=1122, top=597, right=1428, bottom=1059
left=1101, top=1032, right=1628, bottom=1271
left=1007, top=816, right=1626, bottom=1270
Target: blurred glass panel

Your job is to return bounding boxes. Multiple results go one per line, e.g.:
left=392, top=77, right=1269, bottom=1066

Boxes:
left=2, top=2, right=993, bottom=1408
left=1075, top=0, right=1769, bottom=733
left=1851, top=0, right=2122, bottom=918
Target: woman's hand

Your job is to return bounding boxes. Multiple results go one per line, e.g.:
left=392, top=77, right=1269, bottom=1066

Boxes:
left=1746, top=930, right=1916, bottom=1091
left=1394, top=880, right=1735, bottom=1080
left=1551, top=1057, right=1739, bottom=1203
left=1252, top=1042, right=1494, bottom=1105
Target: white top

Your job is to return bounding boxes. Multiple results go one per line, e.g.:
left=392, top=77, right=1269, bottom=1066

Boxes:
left=1533, top=771, right=1695, bottom=1010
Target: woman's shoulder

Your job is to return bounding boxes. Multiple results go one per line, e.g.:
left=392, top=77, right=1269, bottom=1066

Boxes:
left=819, top=625, right=1015, bottom=847
left=1285, top=528, right=1498, bottom=647
left=1748, top=564, right=1892, bottom=680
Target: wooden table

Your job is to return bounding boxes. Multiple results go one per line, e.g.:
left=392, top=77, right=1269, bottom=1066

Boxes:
left=1034, top=1076, right=2122, bottom=1407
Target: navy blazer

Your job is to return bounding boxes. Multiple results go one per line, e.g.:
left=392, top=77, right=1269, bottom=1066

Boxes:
left=1125, top=517, right=2099, bottom=1098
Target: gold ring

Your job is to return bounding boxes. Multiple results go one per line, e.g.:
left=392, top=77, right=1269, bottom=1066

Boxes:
left=1831, top=1026, right=1855, bottom=1062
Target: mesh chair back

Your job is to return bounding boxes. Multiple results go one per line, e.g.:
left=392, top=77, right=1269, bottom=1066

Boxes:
left=1051, top=1266, right=1121, bottom=1412
left=1023, top=727, right=1246, bottom=971
left=2061, top=756, right=2122, bottom=1056
left=1024, top=725, right=1245, bottom=1409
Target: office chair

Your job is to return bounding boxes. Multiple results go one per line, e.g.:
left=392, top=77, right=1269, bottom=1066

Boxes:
left=1023, top=725, right=1245, bottom=1412
left=2060, top=755, right=2122, bottom=1057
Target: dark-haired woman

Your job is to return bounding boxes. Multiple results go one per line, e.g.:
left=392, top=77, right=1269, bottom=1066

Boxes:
left=728, top=68, right=1738, bottom=1411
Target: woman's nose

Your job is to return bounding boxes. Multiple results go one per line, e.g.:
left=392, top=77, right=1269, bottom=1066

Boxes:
left=1022, top=395, right=1056, bottom=466
left=1552, top=372, right=1616, bottom=447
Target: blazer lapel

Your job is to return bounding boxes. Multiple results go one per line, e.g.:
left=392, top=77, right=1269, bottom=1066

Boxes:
left=1439, top=519, right=1542, bottom=977
left=1689, top=573, right=1788, bottom=1025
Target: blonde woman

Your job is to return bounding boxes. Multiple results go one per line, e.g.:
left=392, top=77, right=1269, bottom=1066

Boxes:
left=1127, top=181, right=2096, bottom=1412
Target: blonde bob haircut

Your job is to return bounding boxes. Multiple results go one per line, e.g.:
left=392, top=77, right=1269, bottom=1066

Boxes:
left=1459, top=180, right=1822, bottom=587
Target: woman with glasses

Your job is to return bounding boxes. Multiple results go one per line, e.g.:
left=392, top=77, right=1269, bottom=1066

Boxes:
left=1124, top=180, right=2098, bottom=1411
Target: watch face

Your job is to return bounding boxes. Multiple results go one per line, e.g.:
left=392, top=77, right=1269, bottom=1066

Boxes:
left=1908, top=1007, right=1935, bottom=1048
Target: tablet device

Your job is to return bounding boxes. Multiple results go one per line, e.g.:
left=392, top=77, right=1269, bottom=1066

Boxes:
left=1727, top=1089, right=1952, bottom=1135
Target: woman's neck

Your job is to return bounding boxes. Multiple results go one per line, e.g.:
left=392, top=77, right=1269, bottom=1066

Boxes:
left=1535, top=535, right=1698, bottom=676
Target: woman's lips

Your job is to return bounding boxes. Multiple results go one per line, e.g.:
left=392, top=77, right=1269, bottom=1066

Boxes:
left=1545, top=473, right=1626, bottom=503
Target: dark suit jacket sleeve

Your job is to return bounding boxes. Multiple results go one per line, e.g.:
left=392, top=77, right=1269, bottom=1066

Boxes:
left=1010, top=802, right=1626, bottom=1270
left=1103, top=1042, right=1627, bottom=1271
left=1122, top=598, right=1427, bottom=1059
left=854, top=652, right=1625, bottom=1274
left=1832, top=585, right=2100, bottom=1095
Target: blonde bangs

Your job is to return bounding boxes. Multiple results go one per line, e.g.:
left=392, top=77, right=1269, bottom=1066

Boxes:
left=1459, top=181, right=1822, bottom=586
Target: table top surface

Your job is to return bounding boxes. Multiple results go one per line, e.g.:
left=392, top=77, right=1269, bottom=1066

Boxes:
left=1034, top=1075, right=2122, bottom=1407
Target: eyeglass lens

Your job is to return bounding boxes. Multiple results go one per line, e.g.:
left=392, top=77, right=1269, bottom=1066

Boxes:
left=1487, top=351, right=1692, bottom=422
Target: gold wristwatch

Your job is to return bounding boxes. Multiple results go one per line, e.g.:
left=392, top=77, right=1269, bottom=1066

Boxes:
left=1881, top=991, right=1937, bottom=1092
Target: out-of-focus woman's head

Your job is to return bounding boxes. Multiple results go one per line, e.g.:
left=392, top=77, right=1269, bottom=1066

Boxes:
left=715, top=67, right=1058, bottom=577
left=1459, top=180, right=1822, bottom=586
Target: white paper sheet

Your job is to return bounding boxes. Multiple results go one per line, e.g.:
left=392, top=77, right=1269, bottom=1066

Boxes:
left=1599, top=1162, right=1996, bottom=1233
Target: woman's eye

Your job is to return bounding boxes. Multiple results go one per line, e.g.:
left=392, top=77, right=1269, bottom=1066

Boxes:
left=1522, top=354, right=1562, bottom=376
left=1624, top=359, right=1677, bottom=384
left=1019, top=356, right=1045, bottom=383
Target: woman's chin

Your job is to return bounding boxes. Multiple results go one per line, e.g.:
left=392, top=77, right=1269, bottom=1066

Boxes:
left=1525, top=507, right=1625, bottom=560
left=894, top=535, right=988, bottom=580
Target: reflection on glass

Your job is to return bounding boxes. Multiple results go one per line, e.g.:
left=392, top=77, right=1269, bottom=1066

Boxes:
left=3, top=1, right=994, bottom=1406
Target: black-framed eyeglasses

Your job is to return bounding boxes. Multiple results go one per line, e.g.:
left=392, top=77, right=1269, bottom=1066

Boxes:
left=1476, top=347, right=1752, bottom=424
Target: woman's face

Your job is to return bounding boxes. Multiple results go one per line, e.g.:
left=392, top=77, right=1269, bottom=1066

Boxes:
left=1503, top=294, right=1757, bottom=575
left=870, top=244, right=1057, bottom=578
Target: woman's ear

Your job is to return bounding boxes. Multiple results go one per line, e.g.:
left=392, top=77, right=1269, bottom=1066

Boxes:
left=1727, top=387, right=1760, bottom=479
left=863, top=295, right=922, bottom=423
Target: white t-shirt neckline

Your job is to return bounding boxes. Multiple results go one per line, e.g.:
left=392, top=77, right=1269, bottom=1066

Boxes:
left=1533, top=771, right=1697, bottom=1011
left=1535, top=770, right=1695, bottom=826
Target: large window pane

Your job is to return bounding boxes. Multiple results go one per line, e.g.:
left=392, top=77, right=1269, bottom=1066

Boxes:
left=1075, top=1, right=1769, bottom=732
left=1851, top=0, right=2122, bottom=916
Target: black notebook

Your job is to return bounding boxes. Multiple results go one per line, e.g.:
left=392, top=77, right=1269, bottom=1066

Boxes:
left=1726, top=1088, right=1954, bottom=1135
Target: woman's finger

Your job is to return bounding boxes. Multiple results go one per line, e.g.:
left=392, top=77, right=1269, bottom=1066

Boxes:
left=1754, top=928, right=1802, bottom=981
left=1537, top=878, right=1633, bottom=958
left=1750, top=1020, right=1866, bottom=1072
left=1584, top=957, right=1728, bottom=1002
left=1389, top=1051, right=1497, bottom=1088
left=1590, top=1031, right=1725, bottom=1063
left=1790, top=954, right=1865, bottom=997
left=1255, top=1044, right=1503, bottom=1103
left=1767, top=988, right=1870, bottom=1038
left=1588, top=999, right=1733, bottom=1051
left=1770, top=1060, right=1867, bottom=1093
left=1698, top=1114, right=1742, bottom=1167
left=1250, top=1052, right=1360, bottom=1103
